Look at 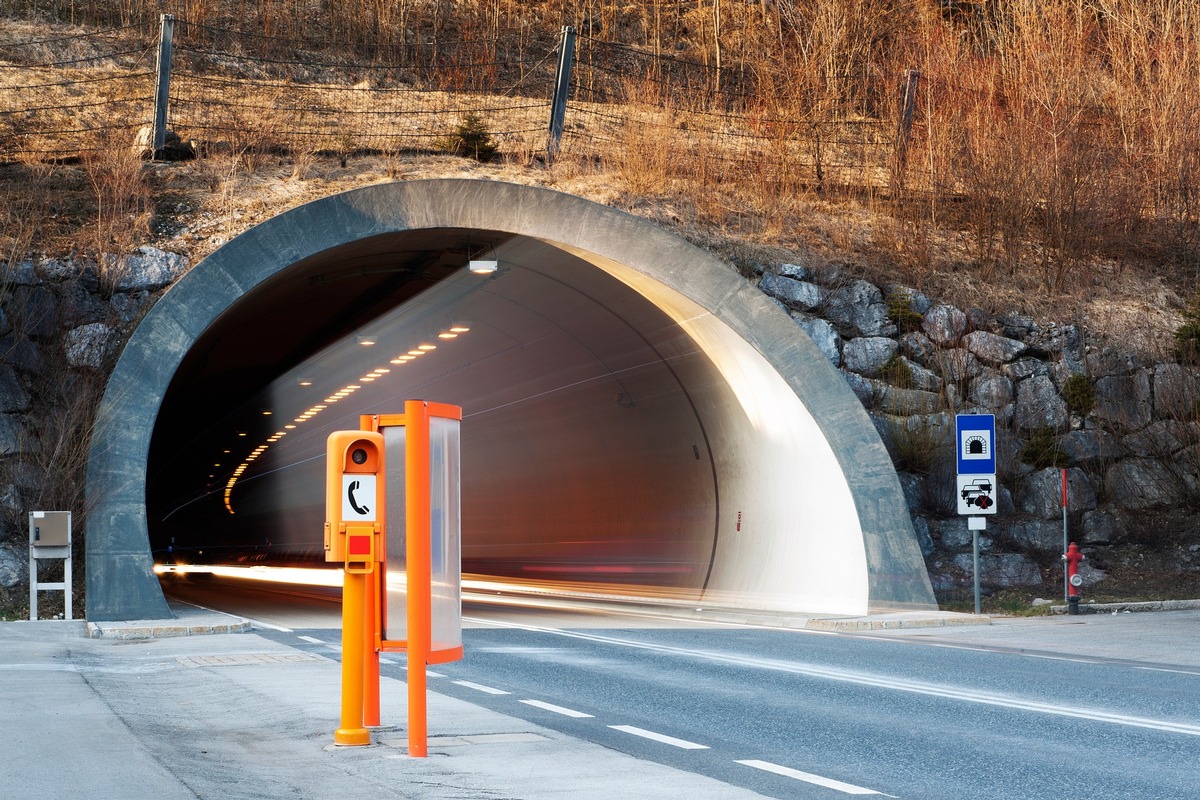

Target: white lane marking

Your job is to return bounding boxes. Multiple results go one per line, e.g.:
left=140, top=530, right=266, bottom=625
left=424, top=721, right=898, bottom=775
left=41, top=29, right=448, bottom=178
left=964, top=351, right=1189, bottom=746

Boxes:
left=380, top=657, right=397, bottom=665
left=1022, top=653, right=1099, bottom=664
left=453, top=680, right=510, bottom=695
left=521, top=699, right=594, bottom=718
left=610, top=725, right=709, bottom=750
left=1137, top=666, right=1200, bottom=677
left=298, top=635, right=325, bottom=644
left=426, top=669, right=446, bottom=678
left=464, top=616, right=1200, bottom=737
left=736, top=760, right=892, bottom=797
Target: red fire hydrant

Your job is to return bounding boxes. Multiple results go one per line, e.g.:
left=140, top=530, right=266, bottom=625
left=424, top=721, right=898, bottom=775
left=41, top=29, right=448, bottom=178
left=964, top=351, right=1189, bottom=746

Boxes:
left=1063, top=542, right=1085, bottom=615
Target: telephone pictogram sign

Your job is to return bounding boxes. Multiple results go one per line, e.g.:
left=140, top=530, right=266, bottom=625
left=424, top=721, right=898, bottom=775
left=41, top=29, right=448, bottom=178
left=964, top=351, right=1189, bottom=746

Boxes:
left=342, top=474, right=377, bottom=521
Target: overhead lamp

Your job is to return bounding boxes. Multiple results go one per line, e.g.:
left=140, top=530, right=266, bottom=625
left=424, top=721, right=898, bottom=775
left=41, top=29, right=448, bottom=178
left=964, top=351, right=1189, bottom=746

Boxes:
left=356, top=335, right=377, bottom=346
left=298, top=378, right=313, bottom=386
left=449, top=323, right=471, bottom=333
left=469, top=259, right=498, bottom=275
left=438, top=332, right=458, bottom=339
left=418, top=344, right=437, bottom=351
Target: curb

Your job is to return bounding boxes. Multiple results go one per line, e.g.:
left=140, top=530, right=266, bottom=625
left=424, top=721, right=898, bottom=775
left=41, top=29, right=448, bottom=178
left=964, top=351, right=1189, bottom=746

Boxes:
left=87, top=616, right=251, bottom=639
left=805, top=613, right=992, bottom=632
left=1049, top=598, right=1200, bottom=616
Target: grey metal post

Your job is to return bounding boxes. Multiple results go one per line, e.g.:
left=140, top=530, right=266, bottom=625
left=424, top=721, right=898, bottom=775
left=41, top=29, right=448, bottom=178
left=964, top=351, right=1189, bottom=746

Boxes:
left=152, top=14, right=176, bottom=159
left=972, top=527, right=981, bottom=615
left=547, top=25, right=576, bottom=163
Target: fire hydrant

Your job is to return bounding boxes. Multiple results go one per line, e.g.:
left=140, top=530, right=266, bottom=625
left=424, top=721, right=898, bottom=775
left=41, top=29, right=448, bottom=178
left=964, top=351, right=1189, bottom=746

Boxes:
left=1063, top=542, right=1086, bottom=615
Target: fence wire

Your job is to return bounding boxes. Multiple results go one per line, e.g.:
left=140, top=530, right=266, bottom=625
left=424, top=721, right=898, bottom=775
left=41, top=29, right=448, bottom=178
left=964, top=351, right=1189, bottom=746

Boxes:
left=1, top=18, right=910, bottom=185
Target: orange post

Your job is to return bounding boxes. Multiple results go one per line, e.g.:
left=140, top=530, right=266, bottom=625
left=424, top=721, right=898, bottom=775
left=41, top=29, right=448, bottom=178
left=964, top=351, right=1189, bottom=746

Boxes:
left=335, top=564, right=371, bottom=745
left=405, top=399, right=432, bottom=757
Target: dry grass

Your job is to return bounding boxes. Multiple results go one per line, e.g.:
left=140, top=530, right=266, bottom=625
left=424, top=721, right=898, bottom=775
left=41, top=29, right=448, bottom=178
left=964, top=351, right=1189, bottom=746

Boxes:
left=2, top=0, right=1200, bottom=349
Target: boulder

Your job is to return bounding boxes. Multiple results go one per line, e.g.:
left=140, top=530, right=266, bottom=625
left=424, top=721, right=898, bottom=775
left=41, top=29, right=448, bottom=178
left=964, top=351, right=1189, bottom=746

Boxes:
left=842, top=337, right=899, bottom=377
left=1081, top=510, right=1117, bottom=545
left=793, top=315, right=841, bottom=365
left=1018, top=467, right=1096, bottom=519
left=110, top=246, right=189, bottom=292
left=1153, top=363, right=1200, bottom=419
left=0, top=366, right=31, bottom=413
left=899, top=331, right=937, bottom=365
left=1060, top=429, right=1123, bottom=466
left=964, top=330, right=1028, bottom=365
left=1105, top=459, right=1187, bottom=510
left=922, top=304, right=968, bottom=346
left=952, top=552, right=1043, bottom=589
left=1015, top=374, right=1069, bottom=432
left=970, top=374, right=1014, bottom=409
left=64, top=323, right=114, bottom=369
left=1002, top=520, right=1066, bottom=553
left=0, top=414, right=27, bottom=456
left=1122, top=420, right=1198, bottom=458
left=759, top=273, right=825, bottom=312
left=933, top=348, right=982, bottom=382
left=1093, top=370, right=1153, bottom=431
left=0, top=544, right=27, bottom=590
left=825, top=280, right=895, bottom=337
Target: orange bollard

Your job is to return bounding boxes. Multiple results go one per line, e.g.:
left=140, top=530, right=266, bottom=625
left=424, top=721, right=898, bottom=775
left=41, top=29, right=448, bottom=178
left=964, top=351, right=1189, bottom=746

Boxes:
left=335, top=567, right=370, bottom=745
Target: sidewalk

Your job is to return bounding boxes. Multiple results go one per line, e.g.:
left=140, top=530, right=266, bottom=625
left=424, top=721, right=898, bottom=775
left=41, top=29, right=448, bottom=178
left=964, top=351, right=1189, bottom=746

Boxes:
left=4, top=604, right=1199, bottom=799
left=1, top=614, right=772, bottom=800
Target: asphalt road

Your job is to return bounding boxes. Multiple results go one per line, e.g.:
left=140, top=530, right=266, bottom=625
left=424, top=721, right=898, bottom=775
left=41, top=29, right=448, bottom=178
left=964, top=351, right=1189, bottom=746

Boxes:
left=166, top=577, right=1200, bottom=799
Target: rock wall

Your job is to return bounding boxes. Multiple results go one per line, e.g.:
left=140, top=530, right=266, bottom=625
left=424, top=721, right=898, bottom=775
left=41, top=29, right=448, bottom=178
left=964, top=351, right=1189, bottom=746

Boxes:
left=2, top=244, right=1199, bottom=601
left=756, top=262, right=1200, bottom=597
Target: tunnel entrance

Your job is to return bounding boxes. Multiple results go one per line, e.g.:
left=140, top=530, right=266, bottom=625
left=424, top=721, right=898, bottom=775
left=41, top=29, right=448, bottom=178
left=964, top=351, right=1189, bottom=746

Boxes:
left=86, top=179, right=935, bottom=621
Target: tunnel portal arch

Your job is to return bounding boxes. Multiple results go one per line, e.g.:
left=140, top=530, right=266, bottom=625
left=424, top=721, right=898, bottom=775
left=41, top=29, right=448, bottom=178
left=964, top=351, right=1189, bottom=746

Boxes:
left=85, top=179, right=935, bottom=621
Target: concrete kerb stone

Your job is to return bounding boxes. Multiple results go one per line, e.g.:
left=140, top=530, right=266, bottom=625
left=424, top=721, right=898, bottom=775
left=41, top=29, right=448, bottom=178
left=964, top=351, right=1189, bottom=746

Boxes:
left=1049, top=598, right=1200, bottom=615
left=87, top=615, right=251, bottom=639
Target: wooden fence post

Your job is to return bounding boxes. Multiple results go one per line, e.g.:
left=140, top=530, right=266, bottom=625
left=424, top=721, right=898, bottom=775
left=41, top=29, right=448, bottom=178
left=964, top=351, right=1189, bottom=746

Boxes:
left=891, top=68, right=921, bottom=197
left=151, top=14, right=175, bottom=159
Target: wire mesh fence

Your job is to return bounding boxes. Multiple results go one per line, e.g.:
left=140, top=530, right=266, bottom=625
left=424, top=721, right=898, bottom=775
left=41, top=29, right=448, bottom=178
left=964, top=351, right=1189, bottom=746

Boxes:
left=0, top=22, right=157, bottom=160
left=0, top=16, right=911, bottom=192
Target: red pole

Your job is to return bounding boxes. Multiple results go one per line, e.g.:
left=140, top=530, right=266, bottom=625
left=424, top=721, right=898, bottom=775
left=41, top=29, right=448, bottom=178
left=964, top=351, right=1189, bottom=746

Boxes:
left=1061, top=468, right=1069, bottom=601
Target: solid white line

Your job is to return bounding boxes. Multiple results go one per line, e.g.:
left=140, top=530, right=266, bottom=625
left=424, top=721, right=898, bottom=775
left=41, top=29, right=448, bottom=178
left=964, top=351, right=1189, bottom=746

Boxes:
left=609, top=725, right=709, bottom=750
left=453, top=680, right=510, bottom=695
left=1137, top=666, right=1200, bottom=677
left=736, top=760, right=891, bottom=796
left=521, top=699, right=594, bottom=718
left=464, top=617, right=1200, bottom=737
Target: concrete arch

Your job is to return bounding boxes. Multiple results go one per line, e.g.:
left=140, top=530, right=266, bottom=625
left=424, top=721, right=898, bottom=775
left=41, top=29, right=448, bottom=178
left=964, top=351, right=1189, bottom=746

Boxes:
left=85, top=179, right=934, bottom=621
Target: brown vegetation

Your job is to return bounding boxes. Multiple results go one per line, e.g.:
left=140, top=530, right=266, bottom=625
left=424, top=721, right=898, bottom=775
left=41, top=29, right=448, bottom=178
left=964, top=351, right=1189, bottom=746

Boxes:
left=1, top=1, right=1196, bottom=346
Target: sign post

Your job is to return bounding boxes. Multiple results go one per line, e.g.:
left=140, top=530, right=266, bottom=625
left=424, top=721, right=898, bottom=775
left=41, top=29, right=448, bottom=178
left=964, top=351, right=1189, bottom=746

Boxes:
left=956, top=414, right=997, bottom=615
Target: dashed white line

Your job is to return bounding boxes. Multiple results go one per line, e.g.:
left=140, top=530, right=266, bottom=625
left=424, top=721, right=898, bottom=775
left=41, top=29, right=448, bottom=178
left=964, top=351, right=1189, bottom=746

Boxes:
left=609, top=725, right=709, bottom=750
left=452, top=680, right=510, bottom=695
left=736, top=760, right=893, bottom=796
left=520, top=699, right=594, bottom=718
left=426, top=669, right=446, bottom=678
left=298, top=635, right=325, bottom=644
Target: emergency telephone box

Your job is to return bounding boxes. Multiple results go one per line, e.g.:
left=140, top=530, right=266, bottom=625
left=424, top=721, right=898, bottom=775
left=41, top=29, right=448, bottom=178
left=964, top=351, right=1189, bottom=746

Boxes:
left=30, top=510, right=70, bottom=546
left=324, top=431, right=385, bottom=569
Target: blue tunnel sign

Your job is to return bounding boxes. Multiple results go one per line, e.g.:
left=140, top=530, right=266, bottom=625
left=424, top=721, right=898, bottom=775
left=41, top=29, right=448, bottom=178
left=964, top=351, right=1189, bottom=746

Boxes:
left=955, top=414, right=996, bottom=475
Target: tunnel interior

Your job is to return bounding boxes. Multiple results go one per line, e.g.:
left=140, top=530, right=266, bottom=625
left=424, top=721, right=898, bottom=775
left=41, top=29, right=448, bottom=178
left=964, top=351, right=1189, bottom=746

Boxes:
left=148, top=230, right=730, bottom=591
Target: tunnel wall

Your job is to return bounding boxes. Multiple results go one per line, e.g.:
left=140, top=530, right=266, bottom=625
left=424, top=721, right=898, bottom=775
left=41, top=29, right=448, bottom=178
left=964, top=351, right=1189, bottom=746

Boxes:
left=85, top=179, right=935, bottom=620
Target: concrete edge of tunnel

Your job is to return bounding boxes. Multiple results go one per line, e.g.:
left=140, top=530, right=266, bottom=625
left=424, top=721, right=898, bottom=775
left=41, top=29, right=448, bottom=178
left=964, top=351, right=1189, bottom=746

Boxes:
left=86, top=603, right=252, bottom=639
